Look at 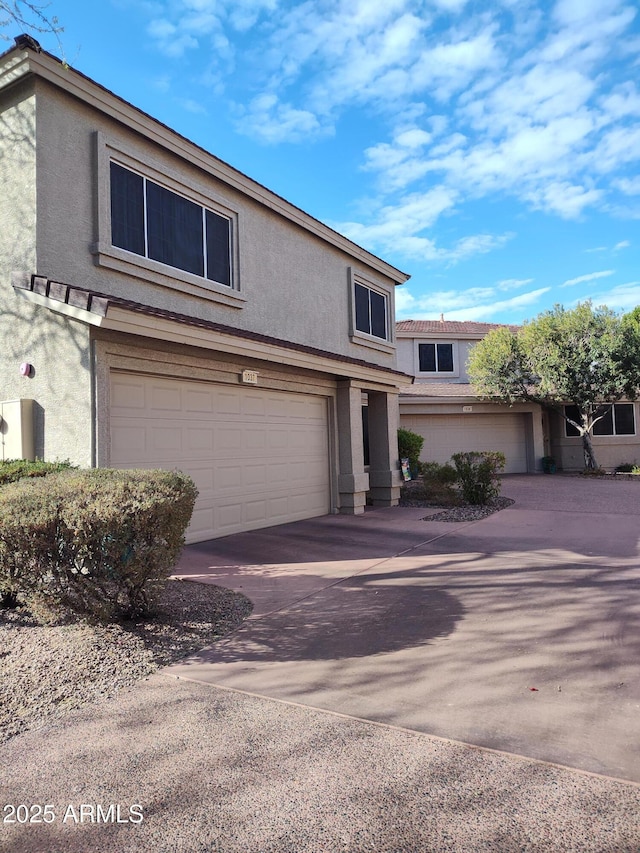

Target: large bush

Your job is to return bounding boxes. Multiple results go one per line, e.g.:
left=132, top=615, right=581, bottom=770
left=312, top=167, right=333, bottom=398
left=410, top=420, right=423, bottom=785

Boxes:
left=0, top=469, right=197, bottom=619
left=451, top=451, right=506, bottom=506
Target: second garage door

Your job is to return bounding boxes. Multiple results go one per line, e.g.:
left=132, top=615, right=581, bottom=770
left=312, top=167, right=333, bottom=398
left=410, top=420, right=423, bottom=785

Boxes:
left=110, top=373, right=331, bottom=542
left=402, top=412, right=529, bottom=473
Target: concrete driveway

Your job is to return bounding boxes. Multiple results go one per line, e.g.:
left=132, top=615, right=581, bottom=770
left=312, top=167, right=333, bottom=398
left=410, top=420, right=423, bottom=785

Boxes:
left=171, top=474, right=640, bottom=783
left=2, top=474, right=639, bottom=853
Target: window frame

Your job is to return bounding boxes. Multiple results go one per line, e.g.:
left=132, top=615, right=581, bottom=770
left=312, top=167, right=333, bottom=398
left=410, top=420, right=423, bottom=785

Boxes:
left=415, top=340, right=459, bottom=377
left=348, top=268, right=394, bottom=353
left=564, top=403, right=636, bottom=437
left=93, top=133, right=244, bottom=307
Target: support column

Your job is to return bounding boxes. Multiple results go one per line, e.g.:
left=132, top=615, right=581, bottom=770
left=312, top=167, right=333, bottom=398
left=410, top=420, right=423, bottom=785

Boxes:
left=367, top=389, right=401, bottom=506
left=336, top=380, right=368, bottom=514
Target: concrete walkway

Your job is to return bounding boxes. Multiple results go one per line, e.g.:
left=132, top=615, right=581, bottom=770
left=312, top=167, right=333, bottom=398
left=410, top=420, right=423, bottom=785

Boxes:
left=1, top=474, right=639, bottom=852
left=172, top=474, right=640, bottom=782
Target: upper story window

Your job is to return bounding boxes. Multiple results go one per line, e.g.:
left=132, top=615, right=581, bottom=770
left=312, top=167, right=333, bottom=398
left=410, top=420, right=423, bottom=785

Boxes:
left=110, top=161, right=231, bottom=288
left=348, top=269, right=394, bottom=353
left=419, top=342, right=454, bottom=373
left=355, top=282, right=388, bottom=339
left=564, top=403, right=635, bottom=437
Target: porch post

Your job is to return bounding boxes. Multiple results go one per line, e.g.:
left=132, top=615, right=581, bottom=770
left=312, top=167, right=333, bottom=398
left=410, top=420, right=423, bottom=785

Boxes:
left=336, top=380, right=368, bottom=514
left=367, top=389, right=401, bottom=506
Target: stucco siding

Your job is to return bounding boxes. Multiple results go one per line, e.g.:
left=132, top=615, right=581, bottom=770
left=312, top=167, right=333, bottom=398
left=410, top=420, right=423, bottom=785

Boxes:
left=0, top=83, right=36, bottom=279
left=396, top=336, right=478, bottom=383
left=548, top=406, right=640, bottom=471
left=33, top=82, right=398, bottom=369
left=0, top=83, right=93, bottom=466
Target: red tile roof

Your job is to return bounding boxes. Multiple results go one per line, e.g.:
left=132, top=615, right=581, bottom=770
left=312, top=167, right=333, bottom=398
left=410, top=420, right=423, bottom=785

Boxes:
left=14, top=273, right=409, bottom=378
left=399, top=382, right=481, bottom=398
left=396, top=320, right=520, bottom=335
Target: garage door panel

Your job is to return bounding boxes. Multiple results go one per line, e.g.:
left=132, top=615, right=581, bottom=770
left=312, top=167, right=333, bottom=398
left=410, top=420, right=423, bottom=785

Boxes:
left=184, top=389, right=213, bottom=413
left=242, top=394, right=266, bottom=417
left=402, top=412, right=528, bottom=474
left=110, top=373, right=330, bottom=542
left=186, top=428, right=214, bottom=452
left=151, top=386, right=182, bottom=411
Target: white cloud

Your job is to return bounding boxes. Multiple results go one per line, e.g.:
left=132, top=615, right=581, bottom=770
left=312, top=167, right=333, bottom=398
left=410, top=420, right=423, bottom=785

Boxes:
left=614, top=240, right=630, bottom=250
left=145, top=0, right=640, bottom=265
left=235, top=93, right=333, bottom=144
left=526, top=182, right=604, bottom=219
left=497, top=278, right=534, bottom=291
left=395, top=284, right=551, bottom=321
left=614, top=177, right=640, bottom=195
left=560, top=269, right=615, bottom=287
left=583, top=281, right=640, bottom=311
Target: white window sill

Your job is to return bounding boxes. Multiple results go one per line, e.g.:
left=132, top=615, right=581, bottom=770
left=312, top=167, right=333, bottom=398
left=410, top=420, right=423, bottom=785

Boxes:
left=92, top=243, right=246, bottom=308
left=350, top=329, right=395, bottom=354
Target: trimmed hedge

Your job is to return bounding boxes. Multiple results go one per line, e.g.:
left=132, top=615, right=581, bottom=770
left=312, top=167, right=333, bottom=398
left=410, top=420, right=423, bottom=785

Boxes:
left=0, top=458, right=74, bottom=486
left=0, top=469, right=198, bottom=619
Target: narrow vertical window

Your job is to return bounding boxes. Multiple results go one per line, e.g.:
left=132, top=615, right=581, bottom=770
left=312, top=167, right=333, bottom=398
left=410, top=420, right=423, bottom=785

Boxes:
left=146, top=181, right=204, bottom=277
left=110, top=162, right=145, bottom=256
left=354, top=282, right=388, bottom=340
left=206, top=209, right=231, bottom=287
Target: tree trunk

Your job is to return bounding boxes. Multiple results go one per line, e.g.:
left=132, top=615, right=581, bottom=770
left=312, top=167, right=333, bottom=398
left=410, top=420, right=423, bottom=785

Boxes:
left=581, top=430, right=598, bottom=469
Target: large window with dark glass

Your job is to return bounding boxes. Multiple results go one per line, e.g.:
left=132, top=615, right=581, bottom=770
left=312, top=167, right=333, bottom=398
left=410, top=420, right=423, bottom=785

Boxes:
left=110, top=161, right=231, bottom=287
left=419, top=342, right=454, bottom=373
left=354, top=282, right=388, bottom=340
left=564, top=403, right=635, bottom=437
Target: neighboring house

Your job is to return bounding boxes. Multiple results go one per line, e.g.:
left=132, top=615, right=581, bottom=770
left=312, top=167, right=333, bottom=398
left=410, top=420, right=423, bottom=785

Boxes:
left=396, top=319, right=545, bottom=473
left=0, top=36, right=410, bottom=543
left=397, top=318, right=640, bottom=472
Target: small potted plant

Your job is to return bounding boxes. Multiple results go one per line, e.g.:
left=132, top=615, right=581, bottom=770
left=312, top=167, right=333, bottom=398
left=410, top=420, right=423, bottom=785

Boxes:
left=541, top=455, right=556, bottom=474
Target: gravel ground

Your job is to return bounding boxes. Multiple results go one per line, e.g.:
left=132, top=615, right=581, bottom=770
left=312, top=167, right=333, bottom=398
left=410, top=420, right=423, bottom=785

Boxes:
left=0, top=580, right=252, bottom=743
left=399, top=479, right=514, bottom=521
left=2, top=677, right=639, bottom=853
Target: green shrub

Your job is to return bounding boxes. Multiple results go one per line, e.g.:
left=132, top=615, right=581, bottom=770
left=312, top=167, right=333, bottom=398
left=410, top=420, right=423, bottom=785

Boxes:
left=398, top=428, right=425, bottom=475
left=615, top=463, right=635, bottom=473
left=0, top=469, right=197, bottom=619
left=451, top=451, right=506, bottom=506
left=0, top=458, right=74, bottom=486
left=421, top=461, right=458, bottom=485
left=413, top=460, right=461, bottom=506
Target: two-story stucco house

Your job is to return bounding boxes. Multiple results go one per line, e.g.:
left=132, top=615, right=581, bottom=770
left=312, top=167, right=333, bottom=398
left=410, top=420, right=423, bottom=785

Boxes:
left=396, top=319, right=546, bottom=473
left=397, top=318, right=640, bottom=472
left=0, top=36, right=410, bottom=542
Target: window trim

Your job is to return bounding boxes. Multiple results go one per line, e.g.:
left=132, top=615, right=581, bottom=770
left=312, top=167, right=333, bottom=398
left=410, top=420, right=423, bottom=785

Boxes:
left=92, top=132, right=245, bottom=307
left=348, top=268, right=395, bottom=353
left=415, top=340, right=459, bottom=377
left=564, top=403, right=636, bottom=437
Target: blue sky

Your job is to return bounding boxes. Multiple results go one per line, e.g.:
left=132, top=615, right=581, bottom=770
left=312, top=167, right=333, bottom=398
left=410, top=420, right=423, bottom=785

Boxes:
left=7, top=0, right=640, bottom=323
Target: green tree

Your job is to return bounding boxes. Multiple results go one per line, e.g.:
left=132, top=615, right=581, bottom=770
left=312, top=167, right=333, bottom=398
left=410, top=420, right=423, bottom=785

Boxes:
left=467, top=302, right=640, bottom=470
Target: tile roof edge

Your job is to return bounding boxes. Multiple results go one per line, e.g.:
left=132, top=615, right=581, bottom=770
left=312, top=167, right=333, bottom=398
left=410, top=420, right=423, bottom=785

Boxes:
left=14, top=273, right=410, bottom=379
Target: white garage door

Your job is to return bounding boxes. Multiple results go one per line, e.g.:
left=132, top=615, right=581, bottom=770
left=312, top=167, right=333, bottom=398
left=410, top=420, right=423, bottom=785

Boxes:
left=402, top=413, right=528, bottom=474
left=110, top=373, right=331, bottom=543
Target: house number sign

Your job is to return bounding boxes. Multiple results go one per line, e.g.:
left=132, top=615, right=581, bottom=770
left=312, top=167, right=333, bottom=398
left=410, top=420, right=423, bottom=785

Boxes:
left=241, top=370, right=259, bottom=385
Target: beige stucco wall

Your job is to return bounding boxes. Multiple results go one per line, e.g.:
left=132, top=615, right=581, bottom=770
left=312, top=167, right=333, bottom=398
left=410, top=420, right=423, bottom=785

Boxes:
left=0, top=82, right=93, bottom=465
left=396, top=336, right=477, bottom=381
left=33, top=80, right=398, bottom=370
left=548, top=406, right=640, bottom=471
